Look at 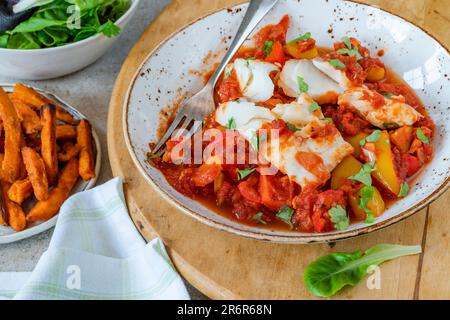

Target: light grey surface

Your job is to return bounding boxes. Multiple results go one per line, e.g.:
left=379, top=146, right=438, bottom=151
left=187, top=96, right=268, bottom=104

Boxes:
left=0, top=0, right=206, bottom=300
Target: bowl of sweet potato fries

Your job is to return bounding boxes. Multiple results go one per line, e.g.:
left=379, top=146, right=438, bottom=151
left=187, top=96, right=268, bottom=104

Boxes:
left=0, top=83, right=101, bottom=244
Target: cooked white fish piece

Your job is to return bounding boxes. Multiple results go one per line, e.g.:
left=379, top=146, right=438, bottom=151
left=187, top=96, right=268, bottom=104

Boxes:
left=215, top=100, right=275, bottom=140
left=312, top=57, right=353, bottom=89
left=338, top=87, right=423, bottom=128
left=278, top=59, right=343, bottom=104
left=233, top=58, right=279, bottom=103
left=272, top=93, right=324, bottom=128
left=266, top=120, right=354, bottom=187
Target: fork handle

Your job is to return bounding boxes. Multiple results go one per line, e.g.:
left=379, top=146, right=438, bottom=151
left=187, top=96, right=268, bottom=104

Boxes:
left=206, top=0, right=279, bottom=88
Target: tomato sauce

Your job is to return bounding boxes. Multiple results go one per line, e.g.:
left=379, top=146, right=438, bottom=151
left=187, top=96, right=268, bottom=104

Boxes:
left=149, top=15, right=435, bottom=233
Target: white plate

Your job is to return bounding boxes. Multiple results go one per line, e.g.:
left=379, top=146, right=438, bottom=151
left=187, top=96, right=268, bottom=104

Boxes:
left=124, top=0, right=450, bottom=243
left=0, top=84, right=101, bottom=244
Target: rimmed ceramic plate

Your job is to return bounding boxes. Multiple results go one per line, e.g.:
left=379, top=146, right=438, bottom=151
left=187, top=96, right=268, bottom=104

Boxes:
left=0, top=84, right=101, bottom=244
left=123, top=0, right=450, bottom=243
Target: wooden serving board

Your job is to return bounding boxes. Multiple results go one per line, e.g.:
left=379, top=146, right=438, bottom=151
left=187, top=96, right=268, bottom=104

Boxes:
left=107, top=0, right=450, bottom=299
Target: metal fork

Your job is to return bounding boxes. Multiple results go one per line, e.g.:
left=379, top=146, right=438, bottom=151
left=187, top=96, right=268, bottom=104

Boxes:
left=152, top=0, right=279, bottom=155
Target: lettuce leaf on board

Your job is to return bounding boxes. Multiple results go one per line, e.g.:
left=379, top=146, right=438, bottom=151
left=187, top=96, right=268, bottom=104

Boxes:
left=2, top=0, right=130, bottom=49
left=303, top=244, right=422, bottom=298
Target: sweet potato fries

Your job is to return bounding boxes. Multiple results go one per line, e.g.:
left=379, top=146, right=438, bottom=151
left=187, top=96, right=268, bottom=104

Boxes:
left=0, top=84, right=96, bottom=231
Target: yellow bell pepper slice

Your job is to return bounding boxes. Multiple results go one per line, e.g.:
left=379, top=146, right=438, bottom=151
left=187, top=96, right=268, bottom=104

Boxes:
left=390, top=126, right=413, bottom=153
left=284, top=43, right=318, bottom=59
left=349, top=187, right=385, bottom=221
left=366, top=65, right=386, bottom=82
left=331, top=155, right=362, bottom=190
left=345, top=132, right=368, bottom=158
left=366, top=131, right=401, bottom=195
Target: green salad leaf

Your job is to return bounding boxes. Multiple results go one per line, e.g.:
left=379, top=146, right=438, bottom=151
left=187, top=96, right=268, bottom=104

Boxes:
left=2, top=0, right=131, bottom=49
left=303, top=244, right=422, bottom=298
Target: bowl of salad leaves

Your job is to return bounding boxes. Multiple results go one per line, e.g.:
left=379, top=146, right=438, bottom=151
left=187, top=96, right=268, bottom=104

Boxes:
left=0, top=0, right=139, bottom=80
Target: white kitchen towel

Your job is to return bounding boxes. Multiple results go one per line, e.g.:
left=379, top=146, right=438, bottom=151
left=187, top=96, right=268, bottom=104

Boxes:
left=0, top=177, right=190, bottom=300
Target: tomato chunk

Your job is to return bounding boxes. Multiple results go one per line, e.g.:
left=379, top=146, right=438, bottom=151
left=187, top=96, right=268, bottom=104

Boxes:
left=238, top=174, right=261, bottom=204
left=216, top=70, right=242, bottom=103
left=259, top=174, right=295, bottom=211
left=254, top=15, right=289, bottom=47
left=192, top=164, right=222, bottom=187
left=265, top=41, right=286, bottom=64
left=403, top=154, right=422, bottom=177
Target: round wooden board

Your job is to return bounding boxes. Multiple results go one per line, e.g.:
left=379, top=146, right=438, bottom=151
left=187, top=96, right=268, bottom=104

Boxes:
left=108, top=0, right=450, bottom=299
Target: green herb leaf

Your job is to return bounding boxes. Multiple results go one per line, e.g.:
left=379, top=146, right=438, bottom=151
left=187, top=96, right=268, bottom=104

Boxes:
left=253, top=212, right=267, bottom=225
left=360, top=130, right=381, bottom=146
left=358, top=185, right=375, bottom=223
left=250, top=132, right=259, bottom=151
left=286, top=122, right=300, bottom=132
left=398, top=182, right=410, bottom=198
left=342, top=36, right=352, bottom=49
left=383, top=122, right=400, bottom=129
left=328, top=59, right=346, bottom=70
left=225, top=117, right=236, bottom=130
left=287, top=32, right=312, bottom=44
left=416, top=128, right=429, bottom=144
left=303, top=244, right=422, bottom=298
left=309, top=102, right=321, bottom=113
left=336, top=48, right=363, bottom=61
left=383, top=93, right=394, bottom=99
left=276, top=206, right=294, bottom=226
left=237, top=168, right=256, bottom=181
left=329, top=205, right=349, bottom=231
left=224, top=64, right=234, bottom=79
left=247, top=56, right=257, bottom=60
left=323, top=117, right=333, bottom=123
left=349, top=162, right=375, bottom=186
left=297, top=76, right=309, bottom=93
left=263, top=40, right=274, bottom=56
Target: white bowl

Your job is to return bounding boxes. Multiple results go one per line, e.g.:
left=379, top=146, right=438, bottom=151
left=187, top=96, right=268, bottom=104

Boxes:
left=0, top=0, right=140, bottom=80
left=124, top=0, right=450, bottom=243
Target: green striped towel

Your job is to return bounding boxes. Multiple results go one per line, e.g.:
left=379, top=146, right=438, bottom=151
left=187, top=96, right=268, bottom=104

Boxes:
left=0, top=178, right=190, bottom=300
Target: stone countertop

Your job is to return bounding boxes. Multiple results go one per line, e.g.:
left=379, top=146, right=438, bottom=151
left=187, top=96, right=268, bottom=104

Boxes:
left=0, top=0, right=206, bottom=300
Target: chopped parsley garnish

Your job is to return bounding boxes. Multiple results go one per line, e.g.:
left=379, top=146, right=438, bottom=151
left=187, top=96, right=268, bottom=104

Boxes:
left=349, top=162, right=376, bottom=186
left=309, top=102, right=321, bottom=113
left=383, top=122, right=400, bottom=129
left=224, top=64, right=234, bottom=79
left=323, top=117, right=333, bottom=123
left=249, top=131, right=267, bottom=152
left=225, top=117, right=236, bottom=130
left=342, top=36, right=352, bottom=49
left=237, top=168, right=256, bottom=181
left=247, top=56, right=257, bottom=60
left=253, top=212, right=267, bottom=225
left=276, top=206, right=294, bottom=226
left=359, top=185, right=375, bottom=223
left=286, top=122, right=300, bottom=132
left=328, top=59, right=346, bottom=70
left=337, top=36, right=362, bottom=60
left=383, top=93, right=394, bottom=99
left=297, top=76, right=309, bottom=93
left=263, top=41, right=274, bottom=56
left=359, top=130, right=381, bottom=146
left=398, top=182, right=410, bottom=198
left=416, top=128, right=429, bottom=144
left=329, top=205, right=350, bottom=231
left=336, top=48, right=363, bottom=60
left=287, top=32, right=312, bottom=44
